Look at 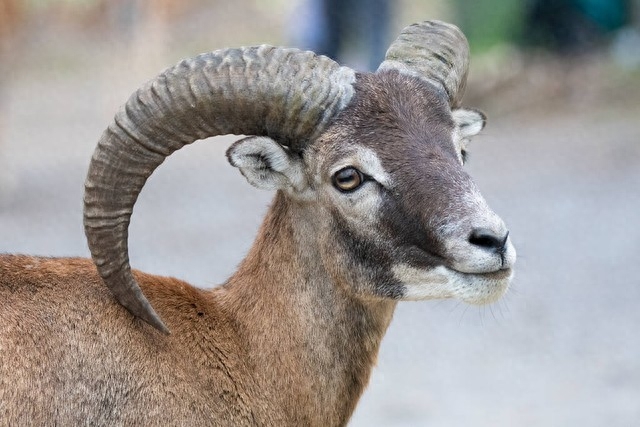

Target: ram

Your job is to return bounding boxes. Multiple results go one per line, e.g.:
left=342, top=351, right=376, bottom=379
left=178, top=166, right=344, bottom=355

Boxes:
left=0, top=21, right=515, bottom=426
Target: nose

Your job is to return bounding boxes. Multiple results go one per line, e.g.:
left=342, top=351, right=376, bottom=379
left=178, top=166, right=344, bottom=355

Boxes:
left=469, top=228, right=509, bottom=253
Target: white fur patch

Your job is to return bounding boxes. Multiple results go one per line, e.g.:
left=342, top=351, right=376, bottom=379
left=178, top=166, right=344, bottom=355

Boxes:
left=393, top=265, right=453, bottom=300
left=432, top=185, right=516, bottom=275
left=324, top=146, right=392, bottom=227
left=452, top=108, right=486, bottom=138
left=227, top=136, right=307, bottom=193
left=394, top=263, right=512, bottom=305
left=450, top=108, right=486, bottom=164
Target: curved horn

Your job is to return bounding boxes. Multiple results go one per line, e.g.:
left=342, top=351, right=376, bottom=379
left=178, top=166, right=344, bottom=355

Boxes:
left=84, top=46, right=356, bottom=333
left=377, top=20, right=470, bottom=107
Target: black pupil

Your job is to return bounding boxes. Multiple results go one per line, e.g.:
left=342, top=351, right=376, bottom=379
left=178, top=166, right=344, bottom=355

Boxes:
left=335, top=168, right=361, bottom=190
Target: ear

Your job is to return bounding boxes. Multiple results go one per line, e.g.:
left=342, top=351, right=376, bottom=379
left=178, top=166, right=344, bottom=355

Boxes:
left=226, top=136, right=306, bottom=191
left=452, top=108, right=486, bottom=139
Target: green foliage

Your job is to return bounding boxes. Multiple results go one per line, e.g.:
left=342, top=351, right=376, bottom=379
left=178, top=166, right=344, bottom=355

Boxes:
left=452, top=0, right=525, bottom=53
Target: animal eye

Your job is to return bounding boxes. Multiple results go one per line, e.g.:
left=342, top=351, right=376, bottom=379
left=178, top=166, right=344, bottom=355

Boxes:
left=332, top=167, right=364, bottom=192
left=461, top=149, right=469, bottom=164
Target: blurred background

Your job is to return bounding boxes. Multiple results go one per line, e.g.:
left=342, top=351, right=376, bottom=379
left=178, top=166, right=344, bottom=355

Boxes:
left=1, top=0, right=639, bottom=425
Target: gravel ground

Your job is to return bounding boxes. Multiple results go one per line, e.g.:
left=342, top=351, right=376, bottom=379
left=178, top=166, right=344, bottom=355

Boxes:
left=1, top=31, right=639, bottom=426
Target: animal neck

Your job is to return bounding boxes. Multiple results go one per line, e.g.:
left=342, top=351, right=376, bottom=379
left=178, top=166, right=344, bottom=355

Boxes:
left=218, top=191, right=396, bottom=425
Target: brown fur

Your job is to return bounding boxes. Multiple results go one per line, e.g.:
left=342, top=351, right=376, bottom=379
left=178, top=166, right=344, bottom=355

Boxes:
left=0, top=193, right=395, bottom=426
left=1, top=71, right=491, bottom=425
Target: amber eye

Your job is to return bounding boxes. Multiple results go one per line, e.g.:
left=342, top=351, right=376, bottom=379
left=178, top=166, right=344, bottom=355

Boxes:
left=332, top=167, right=364, bottom=192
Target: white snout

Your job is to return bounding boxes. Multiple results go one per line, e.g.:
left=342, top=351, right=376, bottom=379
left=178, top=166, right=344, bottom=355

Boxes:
left=393, top=229, right=515, bottom=305
left=397, top=202, right=516, bottom=305
left=395, top=262, right=514, bottom=305
left=437, top=188, right=516, bottom=275
left=448, top=229, right=516, bottom=274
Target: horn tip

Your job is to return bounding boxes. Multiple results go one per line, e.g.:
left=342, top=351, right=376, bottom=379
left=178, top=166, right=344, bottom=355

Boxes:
left=112, top=277, right=171, bottom=335
left=128, top=300, right=171, bottom=335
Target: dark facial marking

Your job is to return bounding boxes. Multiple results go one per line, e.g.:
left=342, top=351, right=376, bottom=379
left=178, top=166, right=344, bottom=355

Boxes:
left=325, top=71, right=466, bottom=267
left=331, top=213, right=405, bottom=299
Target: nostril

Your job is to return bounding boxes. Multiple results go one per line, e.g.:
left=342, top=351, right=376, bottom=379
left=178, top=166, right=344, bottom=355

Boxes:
left=469, top=228, right=508, bottom=253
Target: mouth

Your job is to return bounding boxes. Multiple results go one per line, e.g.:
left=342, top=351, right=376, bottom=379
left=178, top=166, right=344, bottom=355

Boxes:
left=449, top=266, right=513, bottom=305
left=458, top=267, right=513, bottom=281
left=395, top=261, right=514, bottom=304
left=394, top=242, right=515, bottom=304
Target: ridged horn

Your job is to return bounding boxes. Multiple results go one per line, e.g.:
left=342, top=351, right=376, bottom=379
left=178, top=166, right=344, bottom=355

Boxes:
left=377, top=20, right=470, bottom=107
left=84, top=46, right=356, bottom=333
